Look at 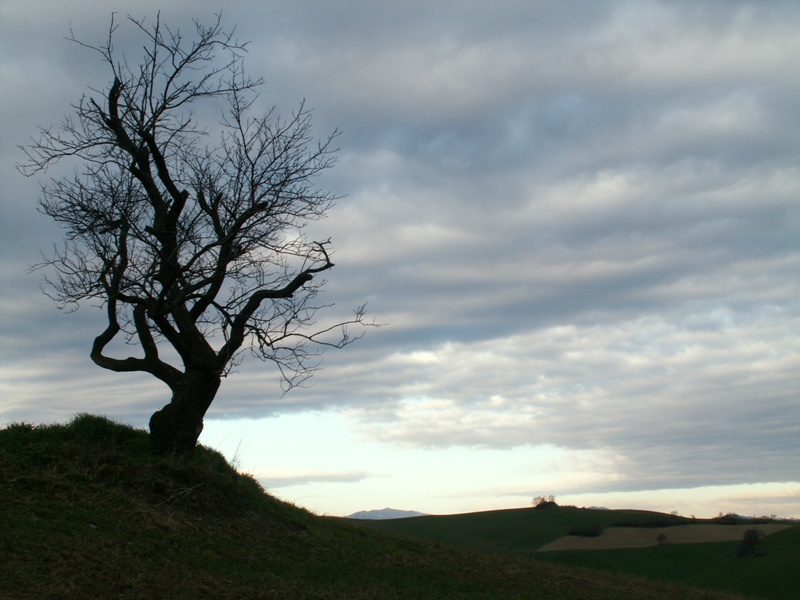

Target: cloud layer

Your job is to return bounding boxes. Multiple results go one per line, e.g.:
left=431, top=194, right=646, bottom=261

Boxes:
left=1, top=1, right=798, bottom=512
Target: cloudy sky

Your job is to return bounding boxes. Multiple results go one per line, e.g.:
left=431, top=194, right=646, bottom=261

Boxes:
left=2, top=0, right=799, bottom=518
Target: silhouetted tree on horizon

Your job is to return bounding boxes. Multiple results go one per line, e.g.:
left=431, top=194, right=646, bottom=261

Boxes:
left=20, top=14, right=371, bottom=456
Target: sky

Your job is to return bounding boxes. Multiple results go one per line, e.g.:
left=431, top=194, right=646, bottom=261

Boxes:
left=1, top=0, right=799, bottom=519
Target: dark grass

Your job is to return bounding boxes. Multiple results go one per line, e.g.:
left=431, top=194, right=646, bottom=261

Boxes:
left=686, top=527, right=800, bottom=600
left=1, top=414, right=748, bottom=599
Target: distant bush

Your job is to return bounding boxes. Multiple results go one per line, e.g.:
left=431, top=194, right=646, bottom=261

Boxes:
left=710, top=513, right=741, bottom=525
left=712, top=513, right=779, bottom=526
left=737, top=528, right=763, bottom=558
left=532, top=495, right=558, bottom=509
left=569, top=525, right=603, bottom=537
left=612, top=514, right=688, bottom=528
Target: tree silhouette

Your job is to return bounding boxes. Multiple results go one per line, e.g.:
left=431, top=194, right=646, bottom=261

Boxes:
left=20, top=14, right=371, bottom=455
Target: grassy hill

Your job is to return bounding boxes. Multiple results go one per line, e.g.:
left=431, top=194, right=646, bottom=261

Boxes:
left=1, top=414, right=749, bottom=599
left=351, top=504, right=692, bottom=557
left=353, top=503, right=798, bottom=599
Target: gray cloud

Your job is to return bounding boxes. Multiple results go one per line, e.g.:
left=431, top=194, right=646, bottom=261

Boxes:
left=1, top=1, right=799, bottom=499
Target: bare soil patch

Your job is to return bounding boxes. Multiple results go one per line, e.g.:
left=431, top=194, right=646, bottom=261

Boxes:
left=537, top=523, right=792, bottom=552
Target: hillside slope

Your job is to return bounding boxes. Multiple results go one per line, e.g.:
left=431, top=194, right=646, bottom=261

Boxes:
left=0, top=415, right=747, bottom=599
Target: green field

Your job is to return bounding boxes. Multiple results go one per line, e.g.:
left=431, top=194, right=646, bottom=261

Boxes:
left=534, top=528, right=800, bottom=600
left=0, top=414, right=749, bottom=599
left=354, top=503, right=799, bottom=599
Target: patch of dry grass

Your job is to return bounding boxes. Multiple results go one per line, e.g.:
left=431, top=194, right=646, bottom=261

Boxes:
left=538, top=524, right=792, bottom=551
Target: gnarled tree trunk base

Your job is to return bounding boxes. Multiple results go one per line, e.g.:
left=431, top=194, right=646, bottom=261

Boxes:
left=149, top=373, right=221, bottom=456
left=149, top=403, right=204, bottom=456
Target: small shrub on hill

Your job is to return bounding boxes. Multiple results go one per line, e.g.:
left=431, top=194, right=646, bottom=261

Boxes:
left=612, top=514, right=689, bottom=528
left=711, top=512, right=780, bottom=526
left=569, top=524, right=603, bottom=537
left=711, top=513, right=741, bottom=525
left=737, top=528, right=763, bottom=558
left=532, top=495, right=558, bottom=509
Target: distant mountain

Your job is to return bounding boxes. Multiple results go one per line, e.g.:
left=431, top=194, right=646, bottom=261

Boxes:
left=346, top=508, right=427, bottom=520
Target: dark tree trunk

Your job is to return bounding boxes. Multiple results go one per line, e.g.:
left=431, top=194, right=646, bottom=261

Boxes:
left=148, top=370, right=221, bottom=456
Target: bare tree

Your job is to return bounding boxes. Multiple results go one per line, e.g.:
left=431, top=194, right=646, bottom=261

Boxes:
left=20, top=14, right=370, bottom=455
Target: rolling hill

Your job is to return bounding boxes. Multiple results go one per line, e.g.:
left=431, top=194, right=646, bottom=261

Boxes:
left=352, top=503, right=799, bottom=599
